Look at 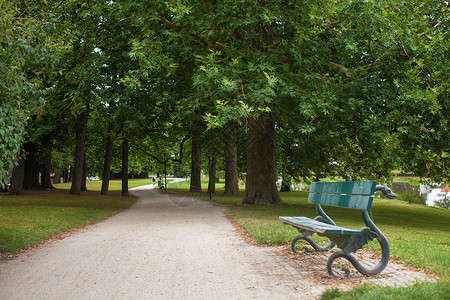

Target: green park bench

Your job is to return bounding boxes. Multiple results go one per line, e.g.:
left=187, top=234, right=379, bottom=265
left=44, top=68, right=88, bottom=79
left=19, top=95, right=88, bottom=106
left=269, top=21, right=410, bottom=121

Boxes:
left=279, top=180, right=396, bottom=277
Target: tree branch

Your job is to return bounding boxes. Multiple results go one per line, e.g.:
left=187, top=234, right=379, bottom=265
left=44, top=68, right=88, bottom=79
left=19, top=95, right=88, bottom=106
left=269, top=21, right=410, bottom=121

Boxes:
left=329, top=62, right=355, bottom=78
left=134, top=136, right=190, bottom=164
left=161, top=17, right=178, bottom=29
left=329, top=52, right=388, bottom=77
left=170, top=135, right=190, bottom=163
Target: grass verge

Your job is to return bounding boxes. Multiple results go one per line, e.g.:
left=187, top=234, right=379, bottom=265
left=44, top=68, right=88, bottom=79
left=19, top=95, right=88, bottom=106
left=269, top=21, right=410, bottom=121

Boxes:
left=0, top=179, right=151, bottom=253
left=321, top=282, right=450, bottom=300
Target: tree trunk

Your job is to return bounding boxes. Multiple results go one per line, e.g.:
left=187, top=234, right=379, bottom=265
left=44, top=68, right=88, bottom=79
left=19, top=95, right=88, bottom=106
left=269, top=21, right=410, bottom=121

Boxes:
left=122, top=139, right=129, bottom=197
left=41, top=135, right=55, bottom=189
left=70, top=103, right=89, bottom=195
left=81, top=153, right=87, bottom=191
left=242, top=115, right=282, bottom=204
left=189, top=138, right=202, bottom=193
left=101, top=123, right=115, bottom=196
left=64, top=168, right=70, bottom=183
left=280, top=177, right=291, bottom=192
left=224, top=123, right=240, bottom=196
left=23, top=141, right=41, bottom=190
left=9, top=147, right=25, bottom=195
left=207, top=154, right=217, bottom=194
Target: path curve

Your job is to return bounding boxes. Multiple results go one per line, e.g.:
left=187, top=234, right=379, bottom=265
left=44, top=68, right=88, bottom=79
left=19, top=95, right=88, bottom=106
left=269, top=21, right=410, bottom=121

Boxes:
left=0, top=184, right=323, bottom=299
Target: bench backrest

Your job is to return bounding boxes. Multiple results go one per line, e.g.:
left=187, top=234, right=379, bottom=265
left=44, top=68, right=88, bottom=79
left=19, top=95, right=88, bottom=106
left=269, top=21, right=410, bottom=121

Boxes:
left=308, top=181, right=377, bottom=211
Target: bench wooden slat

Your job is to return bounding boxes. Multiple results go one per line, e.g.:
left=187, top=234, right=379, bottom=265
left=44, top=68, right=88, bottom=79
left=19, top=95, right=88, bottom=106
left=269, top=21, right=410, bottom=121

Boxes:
left=308, top=181, right=377, bottom=210
left=309, top=181, right=376, bottom=195
left=279, top=216, right=362, bottom=235
left=308, top=193, right=374, bottom=210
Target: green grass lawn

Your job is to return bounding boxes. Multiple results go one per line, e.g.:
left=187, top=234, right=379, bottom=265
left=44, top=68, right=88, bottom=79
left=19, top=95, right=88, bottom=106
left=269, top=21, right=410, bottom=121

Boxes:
left=55, top=178, right=155, bottom=192
left=321, top=282, right=450, bottom=300
left=168, top=180, right=450, bottom=286
left=0, top=179, right=151, bottom=253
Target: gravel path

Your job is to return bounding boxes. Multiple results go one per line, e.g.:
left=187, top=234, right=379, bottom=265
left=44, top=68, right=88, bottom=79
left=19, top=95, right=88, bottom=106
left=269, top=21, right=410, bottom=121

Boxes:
left=0, top=183, right=434, bottom=299
left=0, top=184, right=323, bottom=299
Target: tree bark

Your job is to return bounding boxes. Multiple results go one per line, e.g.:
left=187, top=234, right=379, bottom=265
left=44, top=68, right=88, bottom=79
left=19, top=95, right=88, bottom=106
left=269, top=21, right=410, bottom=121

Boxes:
left=122, top=139, right=129, bottom=197
left=189, top=138, right=202, bottom=193
left=9, top=147, right=25, bottom=195
left=70, top=102, right=89, bottom=195
left=207, top=154, right=217, bottom=194
left=224, top=123, right=240, bottom=196
left=23, top=141, right=41, bottom=190
left=101, top=123, right=115, bottom=196
left=41, top=135, right=55, bottom=189
left=242, top=115, right=282, bottom=204
left=280, top=177, right=291, bottom=192
left=64, top=168, right=70, bottom=183
left=81, top=153, right=87, bottom=191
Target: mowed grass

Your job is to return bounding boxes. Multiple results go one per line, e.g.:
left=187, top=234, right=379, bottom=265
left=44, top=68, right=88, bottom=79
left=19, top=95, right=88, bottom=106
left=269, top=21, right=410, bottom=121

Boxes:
left=168, top=180, right=450, bottom=282
left=321, top=282, right=450, bottom=300
left=0, top=179, right=151, bottom=253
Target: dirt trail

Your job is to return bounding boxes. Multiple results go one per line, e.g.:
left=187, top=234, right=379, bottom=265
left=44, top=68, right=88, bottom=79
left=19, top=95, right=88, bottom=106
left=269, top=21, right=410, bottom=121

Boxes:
left=0, top=184, right=433, bottom=299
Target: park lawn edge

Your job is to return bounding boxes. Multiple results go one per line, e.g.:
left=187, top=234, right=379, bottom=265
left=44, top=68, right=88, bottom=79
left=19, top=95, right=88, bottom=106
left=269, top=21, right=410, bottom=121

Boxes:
left=0, top=209, right=126, bottom=260
left=0, top=179, right=151, bottom=255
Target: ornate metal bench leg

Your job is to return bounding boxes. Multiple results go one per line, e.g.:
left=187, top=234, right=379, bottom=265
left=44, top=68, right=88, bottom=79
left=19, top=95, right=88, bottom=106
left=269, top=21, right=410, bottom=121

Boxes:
left=326, top=232, right=390, bottom=277
left=291, top=234, right=336, bottom=254
left=326, top=252, right=352, bottom=277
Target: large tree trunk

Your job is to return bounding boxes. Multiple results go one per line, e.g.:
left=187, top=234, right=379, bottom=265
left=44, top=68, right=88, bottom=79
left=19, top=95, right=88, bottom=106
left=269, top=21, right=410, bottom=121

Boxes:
left=70, top=103, right=89, bottom=195
left=9, top=147, right=25, bottom=195
left=207, top=154, right=217, bottom=195
left=189, top=138, right=202, bottom=193
left=41, top=135, right=55, bottom=189
left=224, top=123, right=240, bottom=196
left=23, top=141, right=41, bottom=190
left=81, top=153, right=87, bottom=191
left=101, top=123, right=115, bottom=196
left=121, top=139, right=129, bottom=197
left=242, top=115, right=282, bottom=204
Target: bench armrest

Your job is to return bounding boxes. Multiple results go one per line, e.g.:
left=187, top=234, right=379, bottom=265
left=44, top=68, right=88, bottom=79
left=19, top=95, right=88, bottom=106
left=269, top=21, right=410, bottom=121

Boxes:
left=375, top=184, right=396, bottom=199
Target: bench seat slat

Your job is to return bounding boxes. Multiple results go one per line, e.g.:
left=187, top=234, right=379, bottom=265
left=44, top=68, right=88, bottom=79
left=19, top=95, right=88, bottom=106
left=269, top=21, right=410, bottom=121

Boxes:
left=279, top=216, right=362, bottom=235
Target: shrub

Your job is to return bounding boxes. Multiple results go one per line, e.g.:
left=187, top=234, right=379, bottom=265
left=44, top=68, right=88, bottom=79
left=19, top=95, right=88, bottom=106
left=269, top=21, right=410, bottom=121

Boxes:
left=435, top=195, right=450, bottom=209
left=396, top=190, right=426, bottom=205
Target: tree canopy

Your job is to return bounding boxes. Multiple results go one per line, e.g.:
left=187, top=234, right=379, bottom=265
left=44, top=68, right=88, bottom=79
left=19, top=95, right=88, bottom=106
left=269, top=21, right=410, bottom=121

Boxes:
left=1, top=0, right=448, bottom=203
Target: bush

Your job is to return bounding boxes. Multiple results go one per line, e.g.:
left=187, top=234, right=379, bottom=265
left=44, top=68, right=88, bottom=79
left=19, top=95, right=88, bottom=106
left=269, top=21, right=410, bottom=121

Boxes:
left=396, top=190, right=426, bottom=205
left=435, top=195, right=450, bottom=209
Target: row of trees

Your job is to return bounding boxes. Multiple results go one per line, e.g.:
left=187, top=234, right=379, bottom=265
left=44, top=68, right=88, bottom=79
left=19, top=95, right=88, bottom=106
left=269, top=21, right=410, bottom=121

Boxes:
left=1, top=0, right=448, bottom=204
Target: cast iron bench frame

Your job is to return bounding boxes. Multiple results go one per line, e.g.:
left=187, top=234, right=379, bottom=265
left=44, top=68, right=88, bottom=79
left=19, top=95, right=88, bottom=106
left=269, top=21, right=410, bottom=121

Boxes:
left=279, top=180, right=396, bottom=277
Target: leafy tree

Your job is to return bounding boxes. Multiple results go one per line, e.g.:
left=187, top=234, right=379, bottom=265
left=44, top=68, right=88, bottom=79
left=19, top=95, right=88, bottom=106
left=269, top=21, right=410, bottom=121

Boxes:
left=1, top=1, right=70, bottom=190
left=5, top=0, right=447, bottom=200
left=161, top=0, right=449, bottom=203
left=390, top=0, right=449, bottom=183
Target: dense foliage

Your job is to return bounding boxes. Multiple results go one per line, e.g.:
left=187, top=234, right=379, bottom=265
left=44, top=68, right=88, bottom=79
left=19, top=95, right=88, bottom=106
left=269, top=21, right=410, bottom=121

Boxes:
left=1, top=0, right=448, bottom=195
left=0, top=1, right=69, bottom=188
